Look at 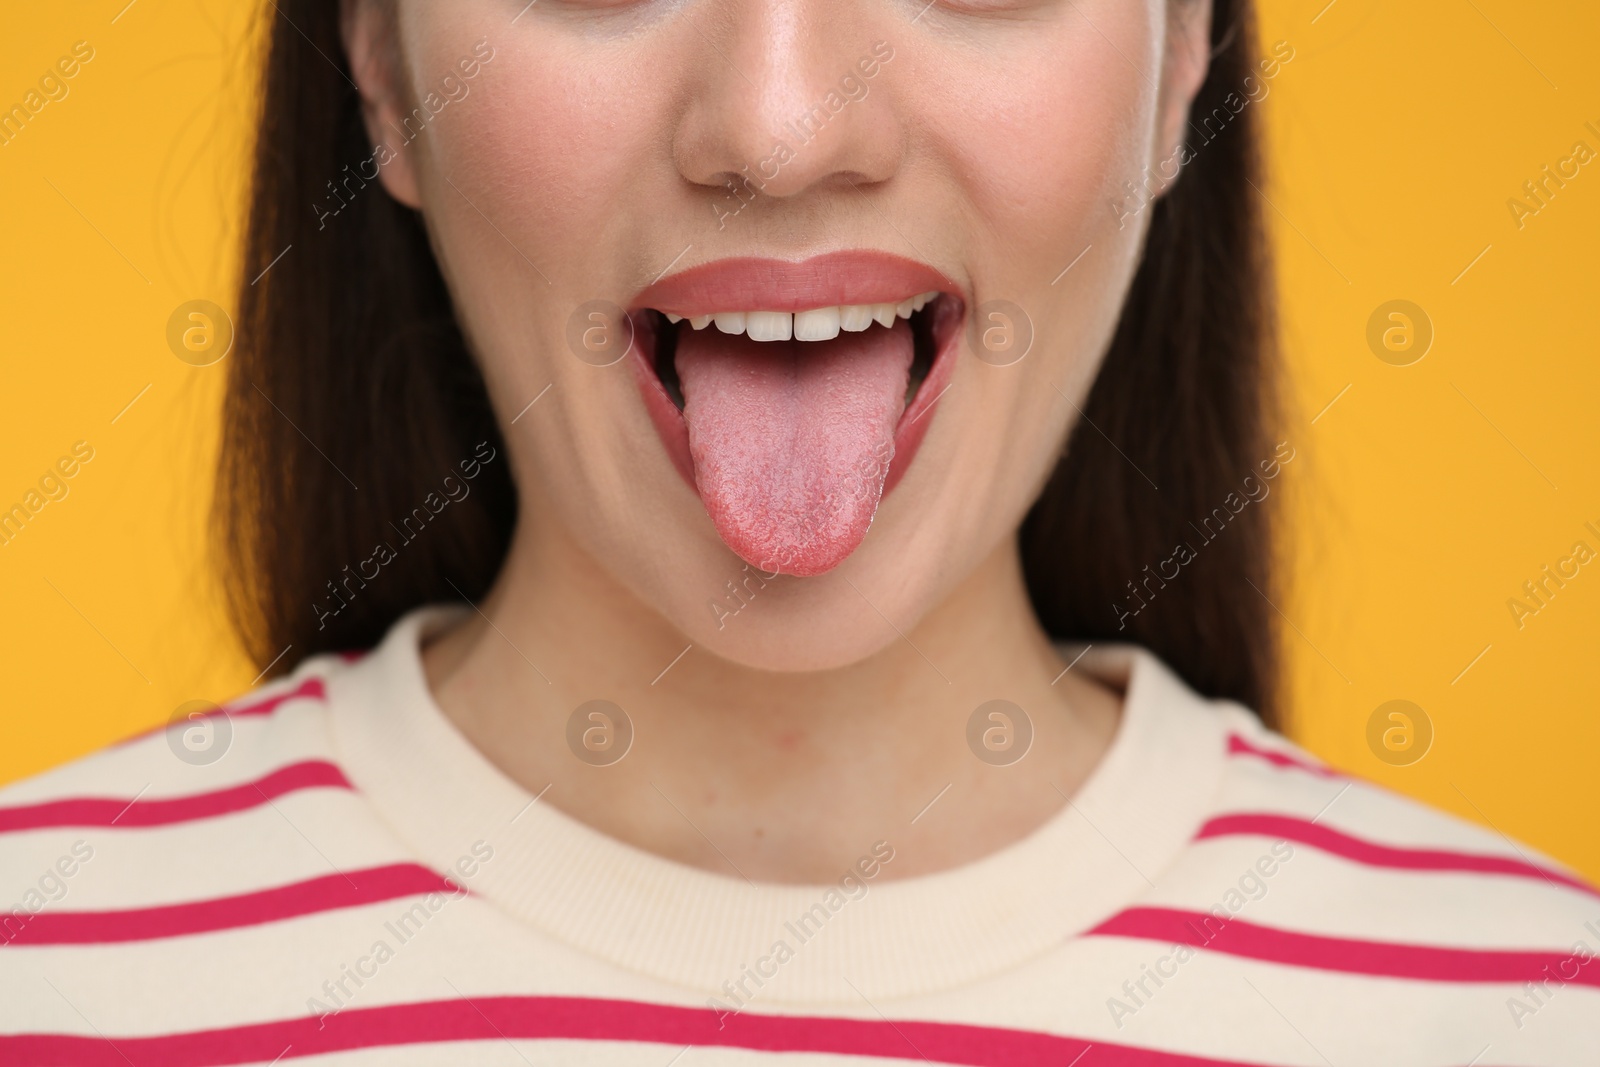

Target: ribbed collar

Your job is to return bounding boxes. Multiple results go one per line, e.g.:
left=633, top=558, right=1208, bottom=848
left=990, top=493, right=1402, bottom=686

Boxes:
left=329, top=605, right=1230, bottom=1004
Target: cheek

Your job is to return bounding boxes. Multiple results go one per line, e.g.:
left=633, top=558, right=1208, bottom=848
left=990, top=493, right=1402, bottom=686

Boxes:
left=411, top=34, right=678, bottom=467
left=426, top=39, right=670, bottom=279
left=406, top=44, right=707, bottom=594
left=896, top=17, right=1161, bottom=546
left=917, top=11, right=1160, bottom=270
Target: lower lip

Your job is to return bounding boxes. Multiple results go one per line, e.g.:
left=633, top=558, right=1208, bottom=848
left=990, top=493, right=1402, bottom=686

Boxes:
left=630, top=298, right=963, bottom=504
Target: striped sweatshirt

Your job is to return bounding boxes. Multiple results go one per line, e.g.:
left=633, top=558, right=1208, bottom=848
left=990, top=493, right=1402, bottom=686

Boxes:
left=1, top=606, right=1595, bottom=1065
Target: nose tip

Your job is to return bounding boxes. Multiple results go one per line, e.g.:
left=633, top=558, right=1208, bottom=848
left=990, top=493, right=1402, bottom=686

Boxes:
left=673, top=12, right=903, bottom=206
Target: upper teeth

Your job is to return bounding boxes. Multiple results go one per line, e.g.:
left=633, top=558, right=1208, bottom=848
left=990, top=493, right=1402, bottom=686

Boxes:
left=663, top=292, right=938, bottom=342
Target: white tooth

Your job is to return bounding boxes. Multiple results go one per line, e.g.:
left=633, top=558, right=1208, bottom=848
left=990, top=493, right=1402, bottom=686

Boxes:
left=912, top=292, right=933, bottom=312
left=713, top=312, right=747, bottom=335
left=690, top=315, right=712, bottom=330
left=896, top=298, right=916, bottom=320
left=794, top=306, right=841, bottom=341
left=746, top=310, right=793, bottom=342
left=665, top=313, right=684, bottom=324
left=839, top=304, right=875, bottom=332
left=871, top=303, right=897, bottom=328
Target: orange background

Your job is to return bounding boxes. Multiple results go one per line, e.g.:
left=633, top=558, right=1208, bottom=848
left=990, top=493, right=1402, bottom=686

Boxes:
left=1, top=0, right=1596, bottom=881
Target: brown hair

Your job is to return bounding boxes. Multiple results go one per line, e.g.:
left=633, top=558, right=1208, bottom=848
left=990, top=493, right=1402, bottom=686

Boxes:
left=220, top=0, right=1280, bottom=723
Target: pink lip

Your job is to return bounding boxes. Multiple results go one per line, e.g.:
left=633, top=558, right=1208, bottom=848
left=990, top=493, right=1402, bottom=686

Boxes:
left=631, top=250, right=959, bottom=317
left=629, top=250, right=965, bottom=510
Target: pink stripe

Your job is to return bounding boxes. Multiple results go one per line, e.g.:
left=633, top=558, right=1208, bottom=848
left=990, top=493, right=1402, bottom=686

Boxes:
left=116, top=677, right=328, bottom=747
left=227, top=677, right=327, bottom=718
left=0, top=761, right=351, bottom=834
left=0, top=995, right=1297, bottom=1067
left=1199, top=813, right=1600, bottom=899
left=1089, top=906, right=1600, bottom=987
left=1, top=864, right=454, bottom=946
left=1226, top=733, right=1340, bottom=778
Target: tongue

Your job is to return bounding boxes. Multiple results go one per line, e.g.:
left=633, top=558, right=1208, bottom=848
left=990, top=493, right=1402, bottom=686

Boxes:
left=675, top=320, right=914, bottom=576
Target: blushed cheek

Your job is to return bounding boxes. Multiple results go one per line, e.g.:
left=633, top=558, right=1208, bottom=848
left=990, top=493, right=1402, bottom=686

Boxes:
left=419, top=38, right=672, bottom=290
left=937, top=44, right=1152, bottom=279
left=910, top=20, right=1158, bottom=496
left=408, top=38, right=685, bottom=501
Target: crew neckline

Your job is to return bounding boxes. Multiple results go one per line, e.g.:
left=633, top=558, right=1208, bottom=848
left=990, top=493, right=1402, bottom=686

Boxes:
left=328, top=605, right=1232, bottom=1004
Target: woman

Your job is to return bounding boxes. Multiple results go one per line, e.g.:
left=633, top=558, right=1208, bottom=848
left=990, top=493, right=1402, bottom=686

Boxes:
left=2, top=0, right=1594, bottom=1062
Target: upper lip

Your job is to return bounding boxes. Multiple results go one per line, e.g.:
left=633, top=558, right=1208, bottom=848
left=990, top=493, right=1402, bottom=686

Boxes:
left=631, top=250, right=960, bottom=316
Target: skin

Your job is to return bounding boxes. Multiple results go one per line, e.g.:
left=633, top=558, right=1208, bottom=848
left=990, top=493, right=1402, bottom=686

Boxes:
left=341, top=0, right=1212, bottom=883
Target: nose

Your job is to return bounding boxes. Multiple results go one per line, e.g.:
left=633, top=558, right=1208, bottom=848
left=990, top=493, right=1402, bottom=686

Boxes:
left=673, top=1, right=905, bottom=203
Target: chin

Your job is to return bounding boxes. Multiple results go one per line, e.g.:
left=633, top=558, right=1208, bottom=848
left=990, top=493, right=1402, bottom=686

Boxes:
left=658, top=559, right=923, bottom=675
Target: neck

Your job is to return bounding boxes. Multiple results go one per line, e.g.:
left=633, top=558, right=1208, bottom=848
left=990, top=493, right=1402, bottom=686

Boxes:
left=422, top=511, right=1121, bottom=884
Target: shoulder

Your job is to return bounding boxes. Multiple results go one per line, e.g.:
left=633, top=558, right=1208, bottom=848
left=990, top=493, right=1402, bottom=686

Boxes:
left=0, top=652, right=420, bottom=949
left=1135, top=706, right=1599, bottom=1052
left=0, top=656, right=344, bottom=823
left=0, top=641, right=504, bottom=1044
left=1205, top=709, right=1596, bottom=909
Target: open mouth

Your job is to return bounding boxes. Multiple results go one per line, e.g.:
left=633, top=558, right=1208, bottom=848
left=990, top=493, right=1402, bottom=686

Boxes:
left=628, top=253, right=964, bottom=577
